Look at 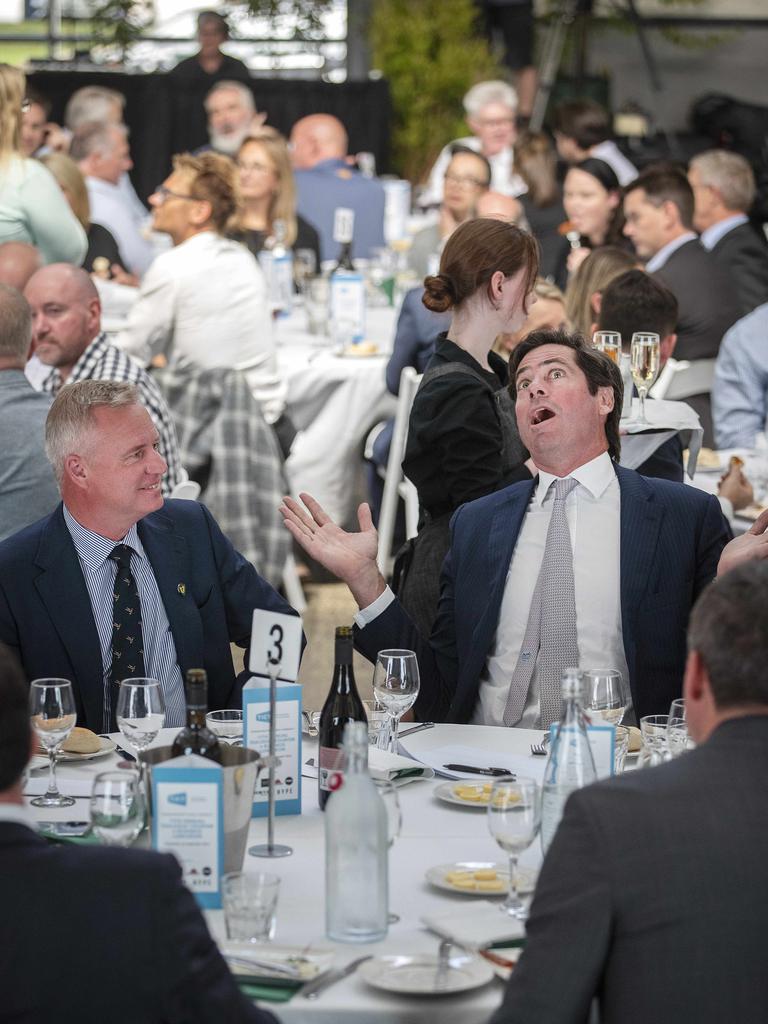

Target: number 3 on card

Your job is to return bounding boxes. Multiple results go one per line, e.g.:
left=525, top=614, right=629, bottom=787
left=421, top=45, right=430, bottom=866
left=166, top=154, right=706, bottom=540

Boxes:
left=249, top=610, right=303, bottom=682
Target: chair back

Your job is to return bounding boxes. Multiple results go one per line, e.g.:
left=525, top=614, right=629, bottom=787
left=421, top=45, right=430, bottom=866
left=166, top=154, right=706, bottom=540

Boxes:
left=377, top=367, right=422, bottom=573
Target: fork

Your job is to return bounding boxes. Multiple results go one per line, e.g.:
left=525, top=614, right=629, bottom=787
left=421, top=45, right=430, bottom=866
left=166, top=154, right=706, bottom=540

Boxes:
left=530, top=732, right=551, bottom=757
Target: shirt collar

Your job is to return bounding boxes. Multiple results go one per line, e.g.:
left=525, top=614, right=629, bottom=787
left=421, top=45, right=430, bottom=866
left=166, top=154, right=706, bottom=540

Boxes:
left=41, top=333, right=108, bottom=395
left=645, top=231, right=698, bottom=273
left=0, top=803, right=37, bottom=829
left=63, top=505, right=146, bottom=571
left=534, top=451, right=615, bottom=507
left=700, top=213, right=749, bottom=251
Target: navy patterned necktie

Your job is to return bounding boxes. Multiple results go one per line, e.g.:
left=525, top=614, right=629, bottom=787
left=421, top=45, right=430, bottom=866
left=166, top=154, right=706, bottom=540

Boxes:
left=106, top=544, right=146, bottom=732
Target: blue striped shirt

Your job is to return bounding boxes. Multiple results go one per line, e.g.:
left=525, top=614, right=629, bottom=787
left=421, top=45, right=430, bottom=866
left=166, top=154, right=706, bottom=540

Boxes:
left=63, top=506, right=186, bottom=729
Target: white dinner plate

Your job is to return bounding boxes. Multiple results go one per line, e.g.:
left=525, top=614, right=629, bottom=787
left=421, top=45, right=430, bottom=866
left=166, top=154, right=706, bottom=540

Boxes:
left=31, top=737, right=117, bottom=768
left=425, top=861, right=538, bottom=897
left=434, top=779, right=493, bottom=808
left=358, top=953, right=494, bottom=995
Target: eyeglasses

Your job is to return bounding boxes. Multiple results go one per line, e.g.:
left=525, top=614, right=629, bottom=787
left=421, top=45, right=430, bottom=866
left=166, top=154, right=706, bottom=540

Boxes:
left=475, top=116, right=515, bottom=129
left=152, top=185, right=197, bottom=204
left=444, top=172, right=487, bottom=189
left=21, top=97, right=31, bottom=114
left=238, top=161, right=275, bottom=175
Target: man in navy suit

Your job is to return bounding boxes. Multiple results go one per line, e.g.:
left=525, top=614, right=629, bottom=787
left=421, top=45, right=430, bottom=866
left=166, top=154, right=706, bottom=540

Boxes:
left=281, top=330, right=764, bottom=726
left=0, top=379, right=297, bottom=731
left=0, top=644, right=277, bottom=1023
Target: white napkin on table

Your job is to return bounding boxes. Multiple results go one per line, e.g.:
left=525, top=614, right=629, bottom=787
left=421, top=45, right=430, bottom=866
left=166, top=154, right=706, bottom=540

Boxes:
left=422, top=902, right=526, bottom=950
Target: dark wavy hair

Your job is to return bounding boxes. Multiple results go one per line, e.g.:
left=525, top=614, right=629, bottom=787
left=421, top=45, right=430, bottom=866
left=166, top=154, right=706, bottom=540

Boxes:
left=508, top=328, right=623, bottom=462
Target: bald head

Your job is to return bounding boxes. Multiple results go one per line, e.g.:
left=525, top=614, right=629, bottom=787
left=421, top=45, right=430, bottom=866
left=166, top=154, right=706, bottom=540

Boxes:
left=24, top=264, right=101, bottom=379
left=289, top=114, right=348, bottom=169
left=476, top=191, right=522, bottom=223
left=0, top=242, right=41, bottom=292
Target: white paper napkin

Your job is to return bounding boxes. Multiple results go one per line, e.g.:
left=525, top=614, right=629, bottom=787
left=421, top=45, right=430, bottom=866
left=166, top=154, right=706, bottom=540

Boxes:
left=368, top=746, right=435, bottom=786
left=422, top=902, right=526, bottom=950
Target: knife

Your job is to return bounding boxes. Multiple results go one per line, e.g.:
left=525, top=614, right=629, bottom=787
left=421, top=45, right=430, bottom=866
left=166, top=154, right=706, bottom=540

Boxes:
left=443, top=764, right=515, bottom=777
left=398, top=722, right=435, bottom=738
left=300, top=955, right=373, bottom=1000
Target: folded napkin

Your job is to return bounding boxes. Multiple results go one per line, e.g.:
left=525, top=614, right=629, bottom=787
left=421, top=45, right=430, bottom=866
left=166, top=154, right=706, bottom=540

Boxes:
left=368, top=746, right=435, bottom=786
left=422, top=902, right=526, bottom=951
left=237, top=982, right=296, bottom=1004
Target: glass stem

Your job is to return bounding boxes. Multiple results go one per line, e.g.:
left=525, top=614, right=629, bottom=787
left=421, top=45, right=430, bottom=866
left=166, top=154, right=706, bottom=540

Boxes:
left=639, top=386, right=647, bottom=422
left=508, top=853, right=519, bottom=905
left=46, top=746, right=60, bottom=798
left=390, top=714, right=400, bottom=754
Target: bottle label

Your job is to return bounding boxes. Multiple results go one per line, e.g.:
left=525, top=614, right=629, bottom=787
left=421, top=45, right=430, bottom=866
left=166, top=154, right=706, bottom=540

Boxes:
left=318, top=745, right=345, bottom=793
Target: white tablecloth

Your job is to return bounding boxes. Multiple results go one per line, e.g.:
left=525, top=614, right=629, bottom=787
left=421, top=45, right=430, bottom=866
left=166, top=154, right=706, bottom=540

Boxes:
left=620, top=397, right=703, bottom=477
left=25, top=723, right=548, bottom=1023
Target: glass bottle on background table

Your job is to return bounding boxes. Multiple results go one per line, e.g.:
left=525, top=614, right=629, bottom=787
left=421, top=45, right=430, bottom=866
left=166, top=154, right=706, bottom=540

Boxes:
left=170, top=669, right=222, bottom=763
left=541, top=668, right=596, bottom=854
left=318, top=626, right=367, bottom=810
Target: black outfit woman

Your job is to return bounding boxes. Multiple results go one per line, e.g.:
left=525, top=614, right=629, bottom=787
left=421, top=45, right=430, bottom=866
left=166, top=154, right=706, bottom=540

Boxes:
left=396, top=334, right=531, bottom=636
left=236, top=215, right=321, bottom=275
left=520, top=193, right=570, bottom=289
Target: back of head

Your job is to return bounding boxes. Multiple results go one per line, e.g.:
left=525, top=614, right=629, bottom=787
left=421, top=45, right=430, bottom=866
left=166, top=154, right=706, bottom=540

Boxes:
left=553, top=99, right=611, bottom=149
left=0, top=282, right=31, bottom=363
left=508, top=327, right=623, bottom=460
left=40, top=152, right=91, bottom=229
left=0, top=241, right=41, bottom=292
left=69, top=121, right=124, bottom=165
left=0, top=63, right=25, bottom=161
left=598, top=269, right=678, bottom=345
left=422, top=218, right=538, bottom=314
left=463, top=80, right=518, bottom=117
left=295, top=113, right=348, bottom=164
left=688, top=562, right=768, bottom=710
left=689, top=149, right=756, bottom=214
left=0, top=643, right=29, bottom=793
left=64, top=85, right=124, bottom=131
left=514, top=130, right=559, bottom=206
left=626, top=165, right=695, bottom=229
left=565, top=244, right=637, bottom=337
left=172, top=151, right=238, bottom=234
left=476, top=191, right=519, bottom=222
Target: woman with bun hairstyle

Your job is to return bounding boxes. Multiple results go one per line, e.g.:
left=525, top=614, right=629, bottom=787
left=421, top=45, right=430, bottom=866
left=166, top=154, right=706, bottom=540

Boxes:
left=395, top=217, right=539, bottom=636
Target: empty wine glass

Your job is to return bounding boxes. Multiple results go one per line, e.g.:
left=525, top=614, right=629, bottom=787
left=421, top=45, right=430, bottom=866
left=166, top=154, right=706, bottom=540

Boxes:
left=29, top=679, right=77, bottom=808
left=487, top=776, right=541, bottom=919
left=630, top=332, right=660, bottom=425
left=116, top=678, right=165, bottom=758
left=90, top=770, right=143, bottom=846
left=372, top=650, right=420, bottom=755
left=582, top=669, right=626, bottom=726
left=592, top=330, right=621, bottom=364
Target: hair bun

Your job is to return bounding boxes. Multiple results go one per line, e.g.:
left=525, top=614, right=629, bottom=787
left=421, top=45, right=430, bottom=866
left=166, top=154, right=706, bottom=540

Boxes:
left=422, top=273, right=456, bottom=314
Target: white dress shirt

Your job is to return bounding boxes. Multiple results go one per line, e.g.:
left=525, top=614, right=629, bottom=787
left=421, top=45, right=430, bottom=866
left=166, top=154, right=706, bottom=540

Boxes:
left=645, top=231, right=698, bottom=273
left=356, top=453, right=631, bottom=727
left=86, top=176, right=155, bottom=276
left=420, top=137, right=527, bottom=206
left=116, top=231, right=285, bottom=423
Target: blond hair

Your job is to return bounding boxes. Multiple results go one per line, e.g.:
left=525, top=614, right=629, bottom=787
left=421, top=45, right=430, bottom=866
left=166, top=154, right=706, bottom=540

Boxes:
left=39, top=152, right=91, bottom=229
left=237, top=129, right=299, bottom=246
left=0, top=64, right=24, bottom=164
left=173, top=151, right=239, bottom=234
left=565, top=245, right=637, bottom=338
left=45, top=380, right=138, bottom=482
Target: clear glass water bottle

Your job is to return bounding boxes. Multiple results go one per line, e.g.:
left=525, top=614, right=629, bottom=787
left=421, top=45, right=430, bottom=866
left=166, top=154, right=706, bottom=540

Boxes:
left=540, top=668, right=597, bottom=854
left=325, top=721, right=388, bottom=942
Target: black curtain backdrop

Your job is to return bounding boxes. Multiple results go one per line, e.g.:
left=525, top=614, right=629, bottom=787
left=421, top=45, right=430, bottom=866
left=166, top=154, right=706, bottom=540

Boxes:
left=29, top=70, right=392, bottom=207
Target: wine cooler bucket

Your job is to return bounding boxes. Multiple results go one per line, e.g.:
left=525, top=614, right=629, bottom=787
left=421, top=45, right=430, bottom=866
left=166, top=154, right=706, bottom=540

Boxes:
left=141, top=745, right=265, bottom=872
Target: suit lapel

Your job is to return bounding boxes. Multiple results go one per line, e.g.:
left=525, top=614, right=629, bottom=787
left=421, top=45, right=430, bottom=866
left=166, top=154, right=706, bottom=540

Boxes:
left=33, top=507, right=104, bottom=727
left=139, top=510, right=204, bottom=675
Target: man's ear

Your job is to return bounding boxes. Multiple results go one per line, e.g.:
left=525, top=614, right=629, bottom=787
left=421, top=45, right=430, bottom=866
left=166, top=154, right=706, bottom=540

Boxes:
left=597, top=383, right=615, bottom=414
left=660, top=332, right=677, bottom=364
left=683, top=649, right=707, bottom=703
left=64, top=453, right=89, bottom=490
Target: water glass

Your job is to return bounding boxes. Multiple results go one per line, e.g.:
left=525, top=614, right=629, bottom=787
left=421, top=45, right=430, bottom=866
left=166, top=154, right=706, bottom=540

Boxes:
left=667, top=716, right=694, bottom=757
left=90, top=770, right=143, bottom=846
left=613, top=726, right=630, bottom=774
left=592, top=330, right=621, bottom=363
left=206, top=710, right=244, bottom=745
left=669, top=698, right=686, bottom=721
left=29, top=678, right=77, bottom=808
left=582, top=669, right=626, bottom=726
left=640, top=714, right=670, bottom=767
left=372, top=650, right=420, bottom=754
left=487, top=777, right=541, bottom=919
left=116, top=678, right=165, bottom=757
left=222, top=872, right=281, bottom=943
left=362, top=699, right=390, bottom=749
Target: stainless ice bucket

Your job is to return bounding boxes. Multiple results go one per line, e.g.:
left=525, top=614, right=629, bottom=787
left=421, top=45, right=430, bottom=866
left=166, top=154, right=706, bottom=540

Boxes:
left=140, top=745, right=264, bottom=873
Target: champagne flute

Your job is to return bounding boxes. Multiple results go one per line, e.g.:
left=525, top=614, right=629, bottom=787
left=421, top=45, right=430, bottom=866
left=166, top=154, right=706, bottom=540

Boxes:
left=372, top=650, right=420, bottom=754
left=90, top=770, right=143, bottom=846
left=487, top=776, right=541, bottom=919
left=630, top=332, right=660, bottom=425
left=29, top=678, right=77, bottom=808
left=116, top=678, right=165, bottom=758
left=592, top=330, right=621, bottom=364
left=582, top=669, right=626, bottom=726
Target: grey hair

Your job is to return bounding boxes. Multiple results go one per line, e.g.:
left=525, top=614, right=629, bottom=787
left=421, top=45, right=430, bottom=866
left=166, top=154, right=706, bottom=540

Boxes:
left=205, top=79, right=255, bottom=114
left=64, top=86, right=125, bottom=131
left=463, top=80, right=517, bottom=118
left=70, top=121, right=128, bottom=163
left=689, top=149, right=756, bottom=213
left=0, top=283, right=31, bottom=360
left=45, top=380, right=139, bottom=482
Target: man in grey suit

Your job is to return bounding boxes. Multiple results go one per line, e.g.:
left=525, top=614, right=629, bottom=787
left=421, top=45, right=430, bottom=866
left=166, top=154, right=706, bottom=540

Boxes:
left=489, top=559, right=768, bottom=1024
left=0, top=283, right=59, bottom=541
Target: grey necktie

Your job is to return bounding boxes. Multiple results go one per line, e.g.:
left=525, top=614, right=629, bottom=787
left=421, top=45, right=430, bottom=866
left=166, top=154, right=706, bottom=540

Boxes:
left=503, top=477, right=579, bottom=728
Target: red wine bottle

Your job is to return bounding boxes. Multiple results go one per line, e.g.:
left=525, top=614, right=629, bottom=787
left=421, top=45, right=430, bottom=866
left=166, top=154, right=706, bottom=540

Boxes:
left=170, top=669, right=222, bottom=763
left=318, top=626, right=367, bottom=810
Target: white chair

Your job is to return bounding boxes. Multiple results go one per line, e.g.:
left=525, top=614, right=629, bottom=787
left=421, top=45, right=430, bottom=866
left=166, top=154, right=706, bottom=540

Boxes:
left=650, top=357, right=717, bottom=401
left=169, top=467, right=201, bottom=501
left=377, top=367, right=422, bottom=574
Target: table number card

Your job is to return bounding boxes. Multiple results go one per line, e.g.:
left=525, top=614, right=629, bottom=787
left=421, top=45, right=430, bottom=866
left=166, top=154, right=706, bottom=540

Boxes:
left=152, top=754, right=225, bottom=909
left=548, top=723, right=616, bottom=780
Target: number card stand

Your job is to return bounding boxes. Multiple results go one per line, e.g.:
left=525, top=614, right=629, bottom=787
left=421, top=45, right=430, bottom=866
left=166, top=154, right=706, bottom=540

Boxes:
left=244, top=610, right=303, bottom=859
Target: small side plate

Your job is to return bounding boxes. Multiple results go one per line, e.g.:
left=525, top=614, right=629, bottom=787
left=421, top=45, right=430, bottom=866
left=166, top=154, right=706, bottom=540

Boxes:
left=358, top=953, right=494, bottom=995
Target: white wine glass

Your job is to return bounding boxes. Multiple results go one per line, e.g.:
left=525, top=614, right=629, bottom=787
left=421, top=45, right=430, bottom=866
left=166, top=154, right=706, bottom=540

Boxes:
left=592, top=330, right=621, bottom=364
left=630, top=332, right=660, bottom=425
left=372, top=650, right=420, bottom=754
left=582, top=669, right=626, bottom=726
left=487, top=776, right=541, bottom=919
left=29, top=678, right=77, bottom=808
left=116, top=678, right=165, bottom=758
left=90, top=770, right=143, bottom=846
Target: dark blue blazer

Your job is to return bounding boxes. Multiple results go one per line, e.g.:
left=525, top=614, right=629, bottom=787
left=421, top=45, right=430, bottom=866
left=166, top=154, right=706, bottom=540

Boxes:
left=356, top=465, right=730, bottom=723
left=0, top=500, right=298, bottom=729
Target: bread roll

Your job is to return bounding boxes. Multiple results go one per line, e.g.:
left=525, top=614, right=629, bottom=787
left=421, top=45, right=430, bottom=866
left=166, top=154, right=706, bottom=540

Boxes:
left=62, top=727, right=102, bottom=754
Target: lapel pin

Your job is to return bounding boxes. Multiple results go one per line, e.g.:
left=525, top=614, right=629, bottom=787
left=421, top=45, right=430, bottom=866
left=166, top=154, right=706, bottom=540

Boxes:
left=177, top=583, right=186, bottom=596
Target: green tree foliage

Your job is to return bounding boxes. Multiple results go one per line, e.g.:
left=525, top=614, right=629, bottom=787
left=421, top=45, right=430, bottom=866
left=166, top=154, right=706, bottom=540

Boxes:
left=370, top=0, right=501, bottom=183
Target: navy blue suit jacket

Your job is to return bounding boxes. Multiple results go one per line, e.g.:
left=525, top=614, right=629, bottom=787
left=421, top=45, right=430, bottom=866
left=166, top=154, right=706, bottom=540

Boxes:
left=356, top=466, right=730, bottom=723
left=0, top=500, right=298, bottom=729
